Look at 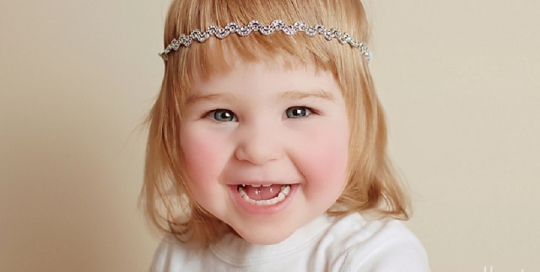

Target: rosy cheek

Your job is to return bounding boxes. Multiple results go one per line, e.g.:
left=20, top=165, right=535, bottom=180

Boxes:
left=297, top=124, right=349, bottom=192
left=180, top=129, right=224, bottom=188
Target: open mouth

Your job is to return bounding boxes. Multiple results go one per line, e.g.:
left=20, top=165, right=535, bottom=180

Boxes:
left=237, top=184, right=291, bottom=206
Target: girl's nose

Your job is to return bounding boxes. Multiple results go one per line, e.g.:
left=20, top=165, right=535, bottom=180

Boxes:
left=234, top=124, right=284, bottom=165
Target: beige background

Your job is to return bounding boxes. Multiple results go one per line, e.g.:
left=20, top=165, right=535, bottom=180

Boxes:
left=1, top=0, right=538, bottom=271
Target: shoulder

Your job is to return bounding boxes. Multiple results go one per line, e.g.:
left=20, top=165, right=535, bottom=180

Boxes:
left=324, top=213, right=430, bottom=272
left=149, top=235, right=208, bottom=272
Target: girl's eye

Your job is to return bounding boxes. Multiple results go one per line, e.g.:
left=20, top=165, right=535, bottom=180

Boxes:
left=285, top=106, right=312, bottom=119
left=209, top=109, right=237, bottom=122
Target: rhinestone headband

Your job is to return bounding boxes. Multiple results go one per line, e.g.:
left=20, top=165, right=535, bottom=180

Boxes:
left=159, top=20, right=371, bottom=62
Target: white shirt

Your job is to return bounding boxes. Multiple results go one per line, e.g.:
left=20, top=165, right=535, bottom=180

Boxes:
left=150, top=213, right=430, bottom=272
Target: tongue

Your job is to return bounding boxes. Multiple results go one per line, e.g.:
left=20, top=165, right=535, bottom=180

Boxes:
left=244, top=185, right=282, bottom=200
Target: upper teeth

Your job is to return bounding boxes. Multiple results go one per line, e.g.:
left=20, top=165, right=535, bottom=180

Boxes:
left=241, top=184, right=272, bottom=188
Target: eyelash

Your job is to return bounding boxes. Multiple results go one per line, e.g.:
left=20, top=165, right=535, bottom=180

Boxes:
left=204, top=106, right=318, bottom=122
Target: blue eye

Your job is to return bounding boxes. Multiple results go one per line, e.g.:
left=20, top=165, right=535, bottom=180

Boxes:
left=286, top=106, right=312, bottom=118
left=210, top=109, right=236, bottom=122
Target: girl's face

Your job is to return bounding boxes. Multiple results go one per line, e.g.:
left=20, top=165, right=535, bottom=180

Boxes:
left=180, top=61, right=350, bottom=245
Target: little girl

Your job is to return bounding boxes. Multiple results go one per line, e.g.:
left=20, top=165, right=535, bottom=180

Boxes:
left=141, top=0, right=430, bottom=271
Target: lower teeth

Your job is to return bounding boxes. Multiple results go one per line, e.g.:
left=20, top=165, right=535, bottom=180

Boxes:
left=238, top=185, right=291, bottom=206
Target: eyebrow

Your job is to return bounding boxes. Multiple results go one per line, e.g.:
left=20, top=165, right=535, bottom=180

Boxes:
left=277, top=89, right=336, bottom=103
left=185, top=88, right=336, bottom=105
left=185, top=93, right=239, bottom=105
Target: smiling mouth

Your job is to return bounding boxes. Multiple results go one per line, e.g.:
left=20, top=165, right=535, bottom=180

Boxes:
left=237, top=184, right=291, bottom=206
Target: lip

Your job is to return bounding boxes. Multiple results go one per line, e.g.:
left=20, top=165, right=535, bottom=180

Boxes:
left=228, top=184, right=299, bottom=215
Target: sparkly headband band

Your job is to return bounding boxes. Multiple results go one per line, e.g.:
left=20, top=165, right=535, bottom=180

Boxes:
left=159, top=20, right=371, bottom=62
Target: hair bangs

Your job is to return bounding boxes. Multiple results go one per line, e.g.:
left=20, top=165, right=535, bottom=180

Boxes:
left=186, top=33, right=335, bottom=81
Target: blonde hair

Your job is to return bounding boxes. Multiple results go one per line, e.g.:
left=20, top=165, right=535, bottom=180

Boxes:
left=141, top=0, right=410, bottom=246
